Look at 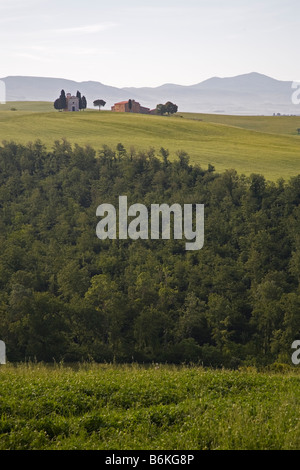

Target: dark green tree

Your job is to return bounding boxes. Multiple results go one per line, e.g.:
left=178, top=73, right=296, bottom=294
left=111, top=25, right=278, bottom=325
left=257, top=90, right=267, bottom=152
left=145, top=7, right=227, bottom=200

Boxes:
left=82, top=96, right=87, bottom=110
left=156, top=104, right=167, bottom=115
left=165, top=101, right=178, bottom=115
left=54, top=98, right=62, bottom=111
left=59, top=90, right=67, bottom=109
left=76, top=91, right=83, bottom=110
left=93, top=99, right=106, bottom=110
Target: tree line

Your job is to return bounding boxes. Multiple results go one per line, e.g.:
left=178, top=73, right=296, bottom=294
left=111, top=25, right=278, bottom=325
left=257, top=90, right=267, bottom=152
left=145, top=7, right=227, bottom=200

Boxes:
left=0, top=140, right=299, bottom=366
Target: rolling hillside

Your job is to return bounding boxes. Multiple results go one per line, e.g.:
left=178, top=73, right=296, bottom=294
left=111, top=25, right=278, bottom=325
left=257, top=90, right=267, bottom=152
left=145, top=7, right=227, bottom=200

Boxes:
left=0, top=103, right=299, bottom=181
left=179, top=113, right=300, bottom=136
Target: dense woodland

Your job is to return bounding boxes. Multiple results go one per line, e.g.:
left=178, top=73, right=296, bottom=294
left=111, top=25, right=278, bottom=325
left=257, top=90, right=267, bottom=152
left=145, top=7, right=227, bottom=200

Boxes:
left=0, top=140, right=299, bottom=366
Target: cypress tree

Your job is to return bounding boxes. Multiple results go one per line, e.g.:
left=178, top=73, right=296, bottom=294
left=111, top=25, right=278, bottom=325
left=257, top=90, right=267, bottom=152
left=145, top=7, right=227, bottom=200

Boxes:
left=60, top=90, right=67, bottom=109
left=76, top=91, right=83, bottom=110
left=82, top=96, right=87, bottom=111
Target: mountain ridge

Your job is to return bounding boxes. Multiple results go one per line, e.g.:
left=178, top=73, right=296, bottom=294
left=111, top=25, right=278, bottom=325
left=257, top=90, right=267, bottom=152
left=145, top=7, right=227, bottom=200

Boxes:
left=1, top=72, right=298, bottom=115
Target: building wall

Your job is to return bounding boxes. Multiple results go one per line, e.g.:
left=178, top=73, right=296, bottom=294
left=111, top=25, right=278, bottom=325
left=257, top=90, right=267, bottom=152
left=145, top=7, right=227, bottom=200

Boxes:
left=128, top=100, right=142, bottom=113
left=111, top=100, right=150, bottom=114
left=112, top=102, right=127, bottom=112
left=140, top=106, right=151, bottom=114
left=66, top=96, right=79, bottom=112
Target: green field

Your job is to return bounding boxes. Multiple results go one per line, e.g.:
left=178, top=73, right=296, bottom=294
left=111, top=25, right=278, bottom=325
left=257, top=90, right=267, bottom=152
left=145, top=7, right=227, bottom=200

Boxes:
left=0, top=102, right=299, bottom=181
left=0, top=101, right=55, bottom=113
left=178, top=112, right=300, bottom=136
left=0, top=364, right=299, bottom=450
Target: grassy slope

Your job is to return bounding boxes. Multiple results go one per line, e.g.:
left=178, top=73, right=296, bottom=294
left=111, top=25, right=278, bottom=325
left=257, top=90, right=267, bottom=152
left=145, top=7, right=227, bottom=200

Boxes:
left=0, top=102, right=300, bottom=181
left=0, top=101, right=55, bottom=112
left=179, top=112, right=300, bottom=136
left=0, top=364, right=299, bottom=450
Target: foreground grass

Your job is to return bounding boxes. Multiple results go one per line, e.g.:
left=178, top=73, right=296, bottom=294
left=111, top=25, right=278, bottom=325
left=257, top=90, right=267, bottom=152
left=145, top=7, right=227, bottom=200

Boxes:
left=0, top=104, right=300, bottom=181
left=0, top=364, right=299, bottom=450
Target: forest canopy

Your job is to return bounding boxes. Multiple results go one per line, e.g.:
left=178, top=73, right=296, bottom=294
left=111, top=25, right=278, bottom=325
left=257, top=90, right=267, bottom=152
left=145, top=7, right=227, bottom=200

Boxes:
left=0, top=140, right=299, bottom=366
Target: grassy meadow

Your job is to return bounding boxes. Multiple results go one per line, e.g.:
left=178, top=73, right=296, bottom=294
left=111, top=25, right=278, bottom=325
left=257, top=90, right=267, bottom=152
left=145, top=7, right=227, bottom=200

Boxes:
left=178, top=112, right=300, bottom=136
left=0, top=363, right=299, bottom=450
left=0, top=102, right=299, bottom=181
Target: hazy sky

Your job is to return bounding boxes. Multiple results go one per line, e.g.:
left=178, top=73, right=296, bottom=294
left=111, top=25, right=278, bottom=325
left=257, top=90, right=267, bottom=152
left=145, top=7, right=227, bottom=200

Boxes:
left=0, top=0, right=299, bottom=87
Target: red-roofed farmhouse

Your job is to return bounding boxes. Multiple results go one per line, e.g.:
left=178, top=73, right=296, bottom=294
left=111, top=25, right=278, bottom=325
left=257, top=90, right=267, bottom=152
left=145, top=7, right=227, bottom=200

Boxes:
left=111, top=99, right=155, bottom=114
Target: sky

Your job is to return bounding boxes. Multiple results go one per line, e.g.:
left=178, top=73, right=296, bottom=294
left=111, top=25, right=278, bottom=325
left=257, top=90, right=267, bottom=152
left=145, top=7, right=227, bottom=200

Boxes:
left=0, top=0, right=299, bottom=88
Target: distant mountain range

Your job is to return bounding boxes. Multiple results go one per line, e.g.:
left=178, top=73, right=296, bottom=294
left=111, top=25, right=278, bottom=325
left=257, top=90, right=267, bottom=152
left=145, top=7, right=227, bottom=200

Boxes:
left=1, top=72, right=299, bottom=115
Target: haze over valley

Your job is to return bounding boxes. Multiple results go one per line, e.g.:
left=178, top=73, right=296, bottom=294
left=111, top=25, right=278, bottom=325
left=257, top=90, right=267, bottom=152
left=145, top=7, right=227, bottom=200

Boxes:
left=1, top=72, right=298, bottom=115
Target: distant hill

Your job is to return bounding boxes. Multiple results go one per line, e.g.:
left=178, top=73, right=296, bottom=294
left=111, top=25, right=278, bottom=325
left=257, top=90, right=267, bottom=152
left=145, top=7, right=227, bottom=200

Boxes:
left=1, top=72, right=299, bottom=115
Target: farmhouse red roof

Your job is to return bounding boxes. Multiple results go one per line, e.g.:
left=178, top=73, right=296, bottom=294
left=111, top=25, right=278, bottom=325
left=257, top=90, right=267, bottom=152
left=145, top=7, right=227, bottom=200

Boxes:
left=114, top=101, right=129, bottom=104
